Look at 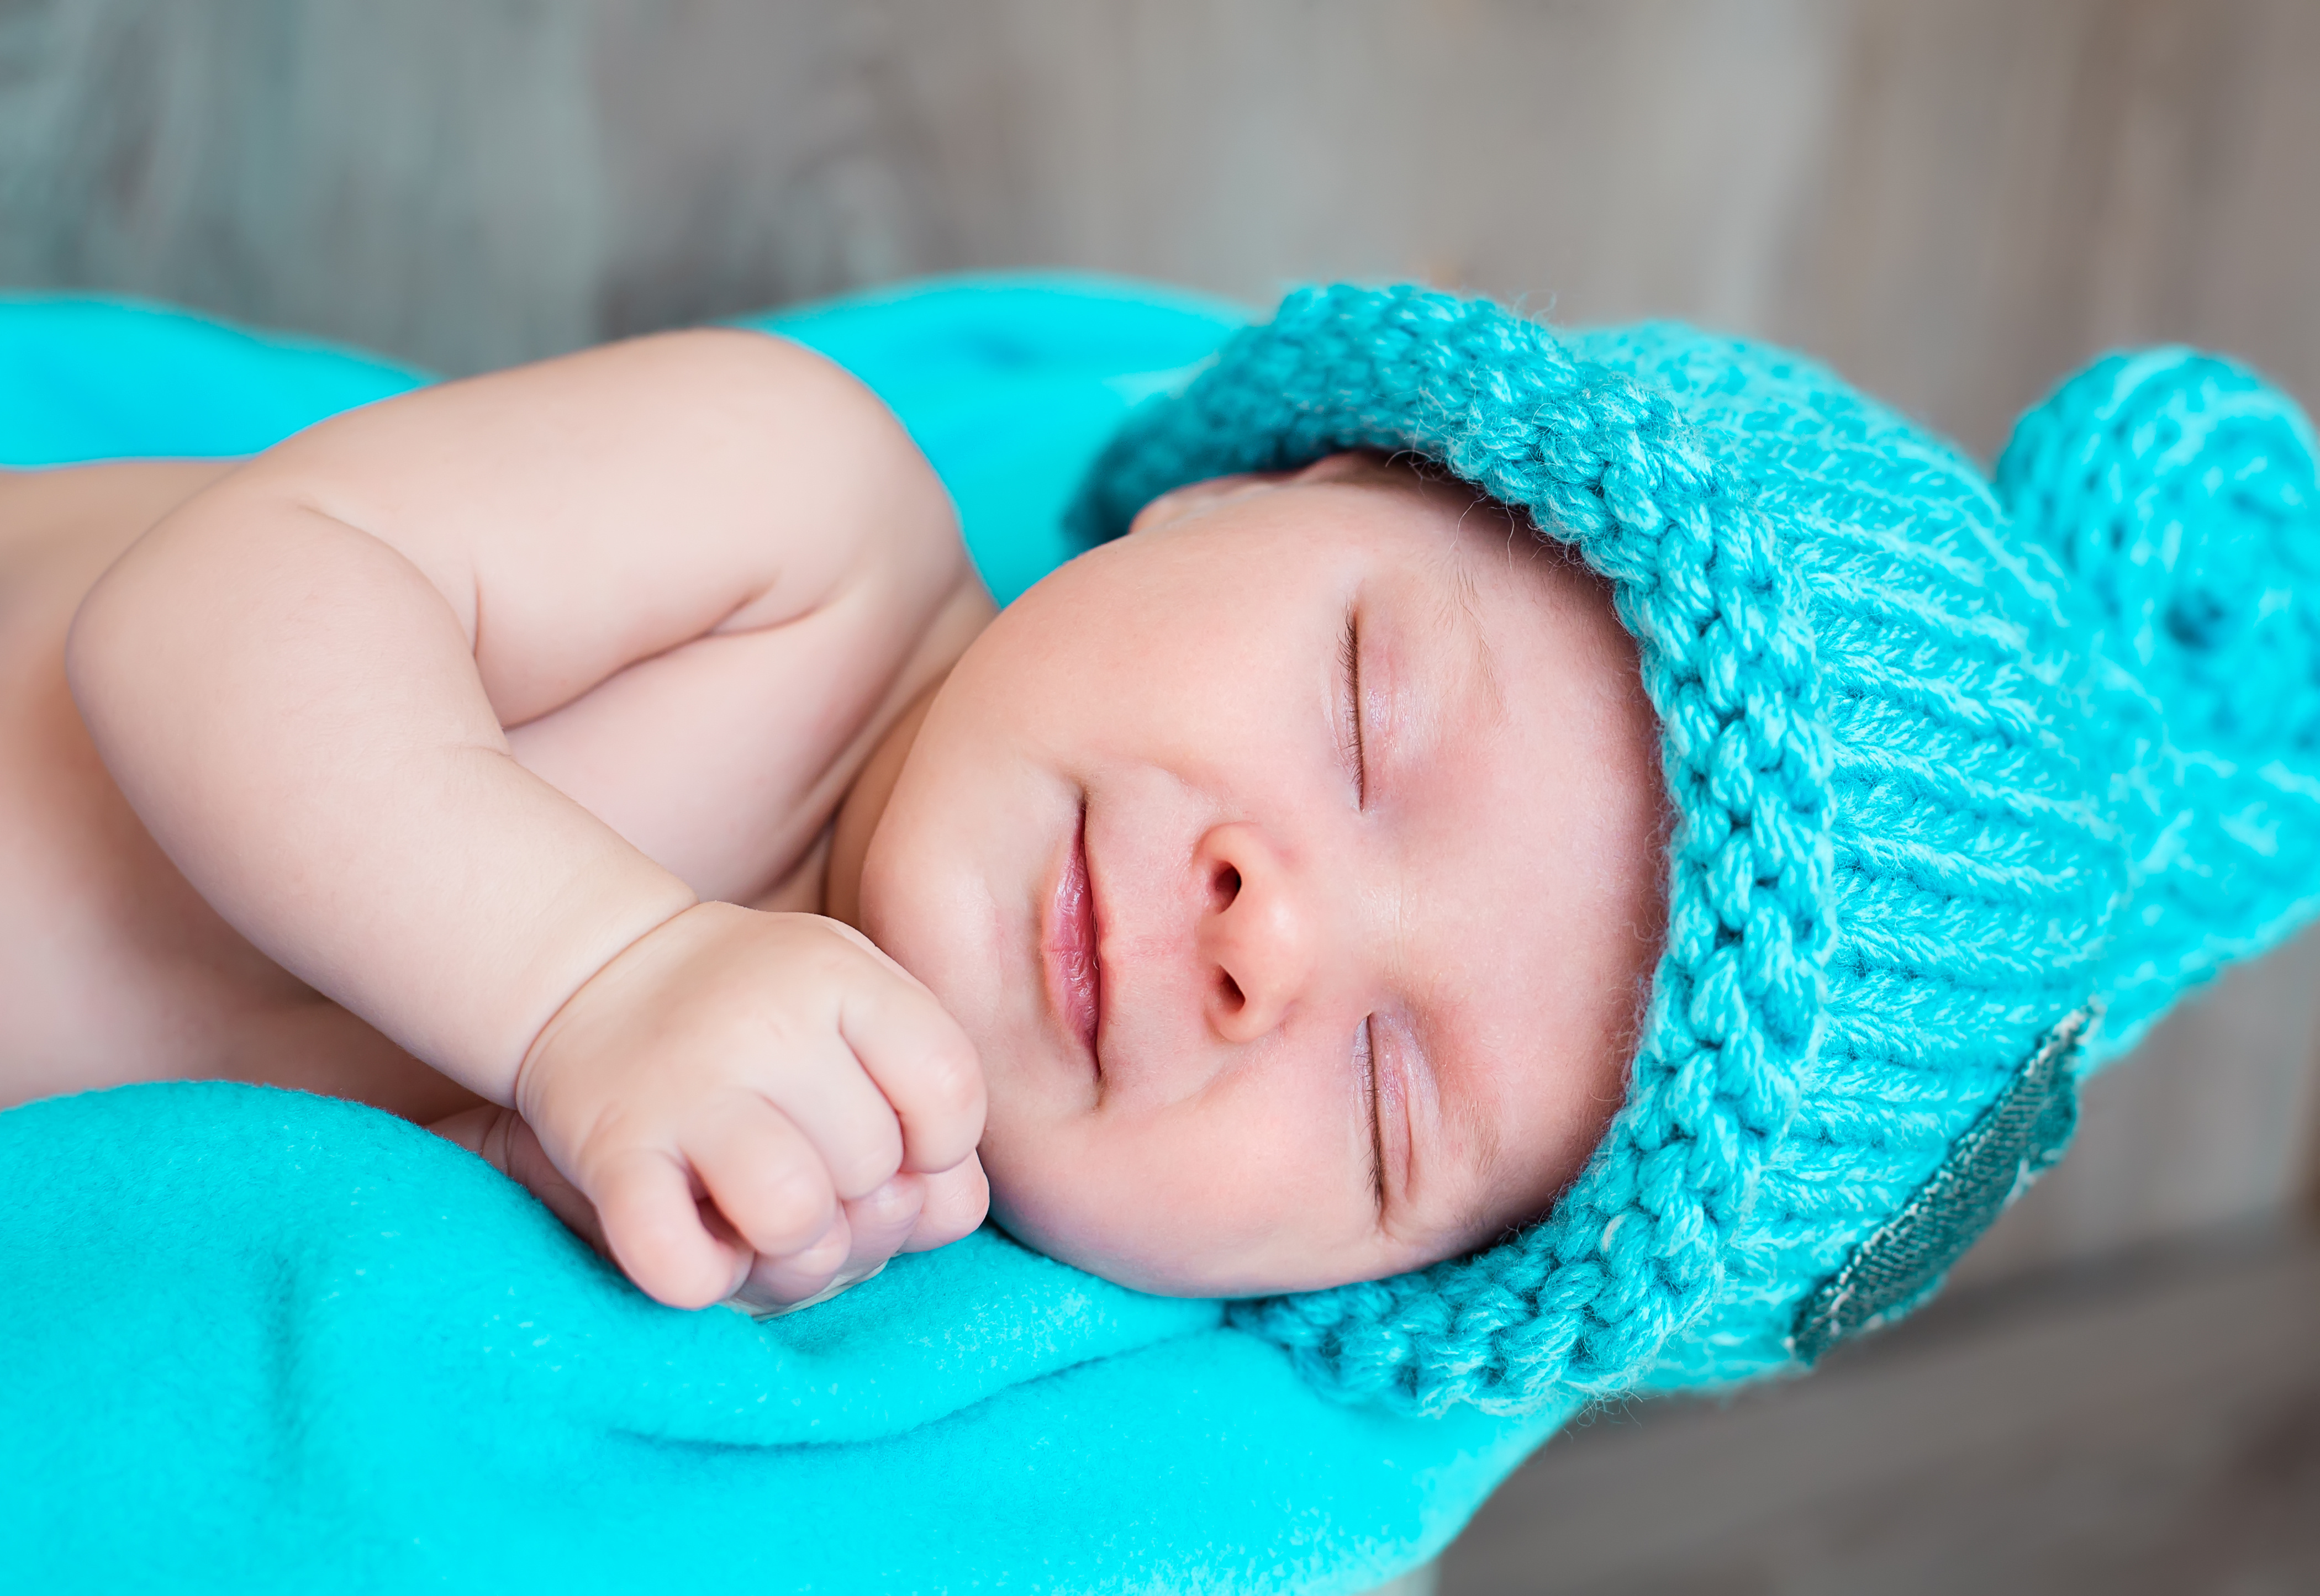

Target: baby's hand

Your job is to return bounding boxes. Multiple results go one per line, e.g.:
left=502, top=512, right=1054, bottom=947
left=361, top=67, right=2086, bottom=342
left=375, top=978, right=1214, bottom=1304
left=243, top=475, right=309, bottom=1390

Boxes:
left=511, top=902, right=989, bottom=1311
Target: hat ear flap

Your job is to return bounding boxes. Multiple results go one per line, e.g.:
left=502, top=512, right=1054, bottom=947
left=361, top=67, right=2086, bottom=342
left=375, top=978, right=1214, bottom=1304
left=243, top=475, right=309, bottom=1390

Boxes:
left=1997, top=350, right=2320, bottom=1060
left=1996, top=348, right=2320, bottom=758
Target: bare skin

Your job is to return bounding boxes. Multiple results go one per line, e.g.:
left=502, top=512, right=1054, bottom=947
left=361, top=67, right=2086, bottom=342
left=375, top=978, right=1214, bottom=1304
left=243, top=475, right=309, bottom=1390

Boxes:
left=2, top=332, right=1665, bottom=1315
left=0, top=459, right=484, bottom=1122
left=7, top=332, right=996, bottom=1309
left=861, top=456, right=1668, bottom=1294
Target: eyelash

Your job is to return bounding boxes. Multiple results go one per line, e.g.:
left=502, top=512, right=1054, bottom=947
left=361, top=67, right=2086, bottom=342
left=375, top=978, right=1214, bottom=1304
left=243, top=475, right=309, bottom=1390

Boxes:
left=1356, top=1014, right=1385, bottom=1211
left=1339, top=608, right=1367, bottom=807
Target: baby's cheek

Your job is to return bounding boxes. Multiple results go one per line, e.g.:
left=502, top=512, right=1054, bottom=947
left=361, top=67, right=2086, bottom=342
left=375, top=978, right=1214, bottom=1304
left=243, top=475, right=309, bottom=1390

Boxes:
left=974, top=1102, right=1351, bottom=1297
left=978, top=1108, right=1111, bottom=1252
left=974, top=1113, right=1174, bottom=1287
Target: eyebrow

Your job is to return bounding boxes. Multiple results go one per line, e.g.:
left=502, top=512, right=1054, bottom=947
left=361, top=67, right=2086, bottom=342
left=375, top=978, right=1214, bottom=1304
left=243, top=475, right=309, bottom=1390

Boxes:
left=1403, top=1001, right=1508, bottom=1245
left=1440, top=549, right=1505, bottom=720
left=1369, top=546, right=1504, bottom=808
left=1444, top=1073, right=1509, bottom=1243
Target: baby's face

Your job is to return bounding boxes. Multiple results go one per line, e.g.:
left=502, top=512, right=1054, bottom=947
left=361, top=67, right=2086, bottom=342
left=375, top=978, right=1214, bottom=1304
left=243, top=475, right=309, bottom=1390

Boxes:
left=858, top=454, right=1665, bottom=1296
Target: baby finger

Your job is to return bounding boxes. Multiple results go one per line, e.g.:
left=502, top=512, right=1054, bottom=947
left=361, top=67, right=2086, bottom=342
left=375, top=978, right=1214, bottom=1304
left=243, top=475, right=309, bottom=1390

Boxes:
left=730, top=1209, right=853, bottom=1312
left=901, top=1152, right=989, bottom=1253
left=834, top=965, right=985, bottom=1175
left=748, top=1032, right=906, bottom=1202
left=592, top=1146, right=747, bottom=1310
left=835, top=1174, right=925, bottom=1277
left=687, top=1095, right=839, bottom=1259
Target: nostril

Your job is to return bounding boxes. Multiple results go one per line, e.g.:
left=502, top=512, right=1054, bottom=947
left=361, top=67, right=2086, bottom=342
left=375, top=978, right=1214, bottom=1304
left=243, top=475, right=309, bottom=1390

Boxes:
left=1217, top=970, right=1245, bottom=1012
left=1214, top=863, right=1241, bottom=907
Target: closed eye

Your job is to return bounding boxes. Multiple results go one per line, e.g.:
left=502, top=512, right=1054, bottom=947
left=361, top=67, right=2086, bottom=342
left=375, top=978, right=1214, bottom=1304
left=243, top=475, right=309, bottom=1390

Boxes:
left=1356, top=1015, right=1384, bottom=1212
left=1338, top=605, right=1367, bottom=807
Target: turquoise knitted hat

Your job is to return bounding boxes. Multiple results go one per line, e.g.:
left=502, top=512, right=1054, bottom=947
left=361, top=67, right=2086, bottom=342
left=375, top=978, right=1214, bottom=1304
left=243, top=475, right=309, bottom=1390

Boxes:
left=1067, top=284, right=2320, bottom=1415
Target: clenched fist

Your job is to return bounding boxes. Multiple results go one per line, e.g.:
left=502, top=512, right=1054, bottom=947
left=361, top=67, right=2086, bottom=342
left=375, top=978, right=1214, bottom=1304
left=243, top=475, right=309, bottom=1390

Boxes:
left=452, top=902, right=989, bottom=1312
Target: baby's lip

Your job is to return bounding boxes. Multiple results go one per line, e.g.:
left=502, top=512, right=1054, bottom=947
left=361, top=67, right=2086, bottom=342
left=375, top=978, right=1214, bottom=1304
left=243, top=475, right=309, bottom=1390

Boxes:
left=1043, top=803, right=1104, bottom=1082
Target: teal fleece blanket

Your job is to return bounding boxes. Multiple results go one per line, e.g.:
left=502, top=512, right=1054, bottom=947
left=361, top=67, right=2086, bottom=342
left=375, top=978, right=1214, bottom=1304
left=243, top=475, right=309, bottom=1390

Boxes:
left=0, top=277, right=1573, bottom=1593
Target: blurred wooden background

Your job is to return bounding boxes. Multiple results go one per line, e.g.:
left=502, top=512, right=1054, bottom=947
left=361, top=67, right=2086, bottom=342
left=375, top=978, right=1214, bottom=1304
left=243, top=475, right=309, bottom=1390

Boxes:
left=9, top=0, right=2320, bottom=461
left=6, top=2, right=2319, bottom=1589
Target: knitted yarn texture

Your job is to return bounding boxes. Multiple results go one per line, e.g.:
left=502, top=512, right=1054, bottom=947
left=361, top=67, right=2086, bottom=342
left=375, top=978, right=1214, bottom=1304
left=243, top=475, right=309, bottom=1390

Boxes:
left=1067, top=285, right=2320, bottom=1415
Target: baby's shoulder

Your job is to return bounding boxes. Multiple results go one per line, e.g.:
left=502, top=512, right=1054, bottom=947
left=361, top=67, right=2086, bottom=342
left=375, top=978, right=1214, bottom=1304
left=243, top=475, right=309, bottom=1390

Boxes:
left=459, top=334, right=992, bottom=903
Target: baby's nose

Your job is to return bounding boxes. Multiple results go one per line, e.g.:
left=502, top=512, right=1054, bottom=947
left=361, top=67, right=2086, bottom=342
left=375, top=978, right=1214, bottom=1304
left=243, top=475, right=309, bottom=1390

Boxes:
left=1193, top=822, right=1316, bottom=1043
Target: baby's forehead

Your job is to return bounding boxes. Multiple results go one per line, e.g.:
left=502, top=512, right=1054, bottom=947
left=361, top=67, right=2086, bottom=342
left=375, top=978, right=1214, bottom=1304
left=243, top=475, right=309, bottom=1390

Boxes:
left=1334, top=464, right=1616, bottom=621
left=1304, top=450, right=1516, bottom=519
left=1314, top=456, right=1579, bottom=570
left=1053, top=449, right=1622, bottom=671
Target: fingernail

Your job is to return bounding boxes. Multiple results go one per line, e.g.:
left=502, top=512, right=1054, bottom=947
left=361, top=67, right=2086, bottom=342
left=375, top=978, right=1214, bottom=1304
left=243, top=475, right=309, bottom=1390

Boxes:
left=736, top=1260, right=890, bottom=1322
left=832, top=1259, right=889, bottom=1292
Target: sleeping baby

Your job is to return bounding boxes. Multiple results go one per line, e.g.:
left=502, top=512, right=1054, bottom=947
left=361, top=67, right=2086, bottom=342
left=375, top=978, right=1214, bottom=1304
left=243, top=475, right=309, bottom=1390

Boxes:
left=6, top=282, right=2314, bottom=1413
left=0, top=292, right=1663, bottom=1319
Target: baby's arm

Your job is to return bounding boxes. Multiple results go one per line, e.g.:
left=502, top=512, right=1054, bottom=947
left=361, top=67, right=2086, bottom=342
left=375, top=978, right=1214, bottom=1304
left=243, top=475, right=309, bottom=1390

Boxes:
left=67, top=330, right=989, bottom=1308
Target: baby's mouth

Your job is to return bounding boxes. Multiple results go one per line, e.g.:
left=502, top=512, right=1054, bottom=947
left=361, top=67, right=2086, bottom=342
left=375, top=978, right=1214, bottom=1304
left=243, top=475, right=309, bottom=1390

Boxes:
left=1045, top=804, right=1104, bottom=1080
